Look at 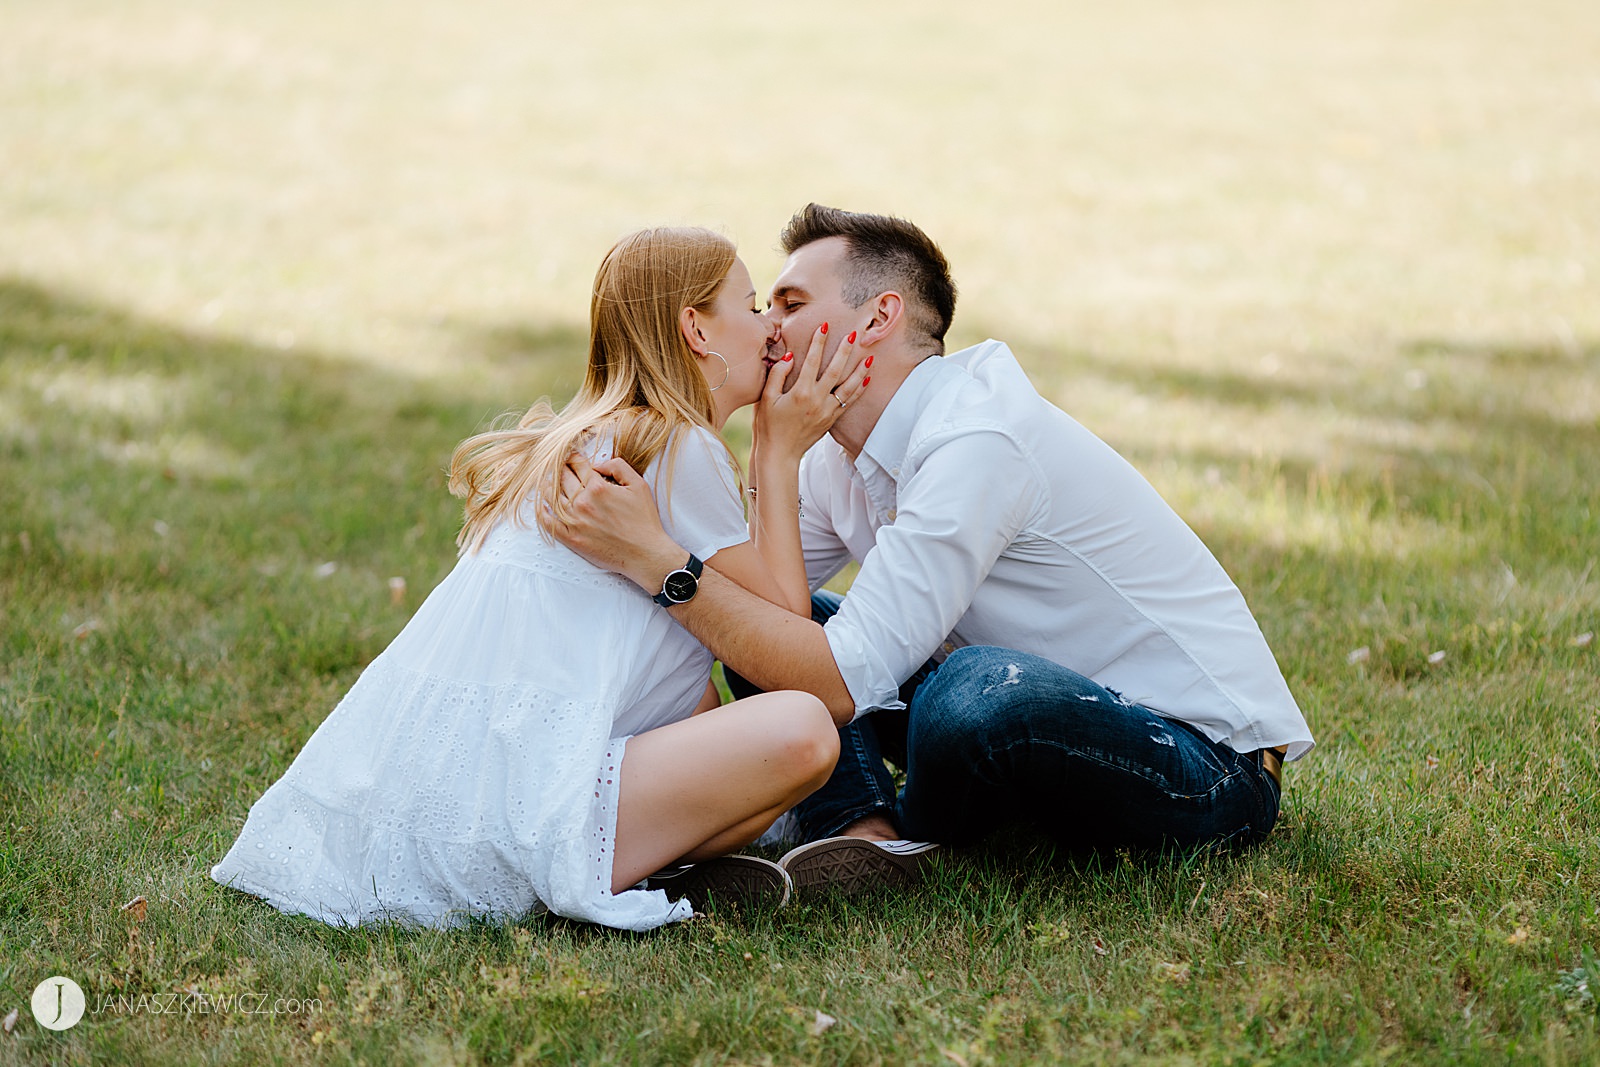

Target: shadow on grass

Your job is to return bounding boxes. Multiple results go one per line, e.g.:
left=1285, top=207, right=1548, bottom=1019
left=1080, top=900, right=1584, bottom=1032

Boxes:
left=0, top=275, right=580, bottom=600
left=1002, top=330, right=1597, bottom=561
left=1137, top=342, right=1594, bottom=545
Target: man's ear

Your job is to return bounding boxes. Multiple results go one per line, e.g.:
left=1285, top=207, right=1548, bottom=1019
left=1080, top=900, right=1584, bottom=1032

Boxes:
left=859, top=291, right=904, bottom=346
left=678, top=305, right=709, bottom=354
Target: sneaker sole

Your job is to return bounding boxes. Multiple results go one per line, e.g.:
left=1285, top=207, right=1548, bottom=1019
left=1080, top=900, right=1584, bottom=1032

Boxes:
left=645, top=855, right=792, bottom=911
left=779, top=837, right=940, bottom=895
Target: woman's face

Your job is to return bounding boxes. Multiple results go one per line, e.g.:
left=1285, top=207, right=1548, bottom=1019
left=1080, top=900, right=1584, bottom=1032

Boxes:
left=694, top=257, right=780, bottom=421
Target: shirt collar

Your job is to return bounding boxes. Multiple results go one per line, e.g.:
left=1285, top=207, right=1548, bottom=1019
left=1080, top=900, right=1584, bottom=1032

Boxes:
left=857, top=355, right=956, bottom=480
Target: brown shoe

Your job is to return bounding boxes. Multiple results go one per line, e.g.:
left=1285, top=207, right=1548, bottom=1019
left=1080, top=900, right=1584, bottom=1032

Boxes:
left=645, top=855, right=792, bottom=911
left=779, top=837, right=940, bottom=895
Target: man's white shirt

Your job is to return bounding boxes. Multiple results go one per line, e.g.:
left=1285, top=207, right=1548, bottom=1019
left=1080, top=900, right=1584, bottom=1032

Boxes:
left=799, top=339, right=1314, bottom=760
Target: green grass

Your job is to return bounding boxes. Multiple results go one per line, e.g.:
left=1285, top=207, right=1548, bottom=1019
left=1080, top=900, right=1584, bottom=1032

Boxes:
left=3, top=1, right=1599, bottom=1062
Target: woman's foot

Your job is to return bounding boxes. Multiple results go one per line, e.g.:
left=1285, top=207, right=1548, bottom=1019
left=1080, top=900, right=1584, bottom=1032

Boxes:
left=644, top=855, right=792, bottom=911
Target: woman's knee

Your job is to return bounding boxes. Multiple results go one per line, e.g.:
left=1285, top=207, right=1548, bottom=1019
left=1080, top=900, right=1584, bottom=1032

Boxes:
left=764, top=692, right=839, bottom=789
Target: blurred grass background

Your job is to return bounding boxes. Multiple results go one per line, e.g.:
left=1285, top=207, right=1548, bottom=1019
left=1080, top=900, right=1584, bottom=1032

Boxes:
left=2, top=1, right=1597, bottom=1063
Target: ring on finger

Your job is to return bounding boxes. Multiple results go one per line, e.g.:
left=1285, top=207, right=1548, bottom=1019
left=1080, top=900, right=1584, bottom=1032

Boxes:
left=835, top=394, right=848, bottom=409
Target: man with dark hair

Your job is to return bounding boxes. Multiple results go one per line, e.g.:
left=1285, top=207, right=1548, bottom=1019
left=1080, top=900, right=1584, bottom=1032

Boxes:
left=777, top=203, right=957, bottom=350
left=555, top=203, right=1314, bottom=893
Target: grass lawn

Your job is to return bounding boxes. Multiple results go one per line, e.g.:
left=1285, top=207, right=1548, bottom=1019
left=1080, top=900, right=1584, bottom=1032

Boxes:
left=3, top=1, right=1598, bottom=1063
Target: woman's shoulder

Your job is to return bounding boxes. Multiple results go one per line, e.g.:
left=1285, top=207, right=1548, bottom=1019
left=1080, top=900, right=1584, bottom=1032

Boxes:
left=668, top=422, right=730, bottom=462
left=636, top=422, right=730, bottom=480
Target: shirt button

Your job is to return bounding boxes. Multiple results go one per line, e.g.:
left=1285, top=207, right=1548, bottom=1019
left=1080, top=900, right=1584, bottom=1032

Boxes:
left=886, top=509, right=897, bottom=522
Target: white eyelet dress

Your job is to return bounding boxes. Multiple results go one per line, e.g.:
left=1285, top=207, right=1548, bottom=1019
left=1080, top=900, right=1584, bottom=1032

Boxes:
left=211, top=427, right=749, bottom=932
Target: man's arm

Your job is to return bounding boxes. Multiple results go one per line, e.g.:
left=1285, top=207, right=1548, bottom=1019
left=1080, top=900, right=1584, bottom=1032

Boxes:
left=554, top=452, right=856, bottom=723
left=674, top=567, right=855, bottom=722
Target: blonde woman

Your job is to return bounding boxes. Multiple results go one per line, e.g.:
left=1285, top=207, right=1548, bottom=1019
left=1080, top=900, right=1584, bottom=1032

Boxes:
left=211, top=228, right=869, bottom=931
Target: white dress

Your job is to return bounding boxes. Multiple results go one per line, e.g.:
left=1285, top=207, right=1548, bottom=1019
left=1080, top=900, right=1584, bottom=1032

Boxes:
left=211, top=427, right=749, bottom=932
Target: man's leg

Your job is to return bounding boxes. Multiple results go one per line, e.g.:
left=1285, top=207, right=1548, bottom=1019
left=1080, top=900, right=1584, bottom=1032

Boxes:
left=724, top=590, right=925, bottom=843
left=896, top=646, right=1280, bottom=850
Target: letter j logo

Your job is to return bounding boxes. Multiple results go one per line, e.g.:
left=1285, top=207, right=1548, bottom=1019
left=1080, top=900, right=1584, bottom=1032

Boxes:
left=31, top=976, right=86, bottom=1031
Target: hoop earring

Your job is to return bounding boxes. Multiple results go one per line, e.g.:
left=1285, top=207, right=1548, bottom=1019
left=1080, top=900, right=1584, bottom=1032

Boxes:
left=706, top=351, right=729, bottom=392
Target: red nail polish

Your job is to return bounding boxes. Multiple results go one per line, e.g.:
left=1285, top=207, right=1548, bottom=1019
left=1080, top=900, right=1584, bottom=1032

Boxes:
left=864, top=355, right=873, bottom=369
left=863, top=376, right=871, bottom=387
left=820, top=322, right=829, bottom=335
left=782, top=352, right=793, bottom=361
left=846, top=330, right=857, bottom=344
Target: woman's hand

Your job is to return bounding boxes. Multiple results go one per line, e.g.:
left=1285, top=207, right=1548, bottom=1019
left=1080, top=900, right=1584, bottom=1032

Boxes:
left=753, top=324, right=871, bottom=462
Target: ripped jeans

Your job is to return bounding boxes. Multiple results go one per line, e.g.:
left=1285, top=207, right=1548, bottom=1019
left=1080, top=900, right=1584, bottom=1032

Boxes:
left=774, top=595, right=1281, bottom=850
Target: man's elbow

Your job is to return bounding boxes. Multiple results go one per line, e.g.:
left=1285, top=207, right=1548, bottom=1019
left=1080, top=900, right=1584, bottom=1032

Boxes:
left=824, top=693, right=856, bottom=727
left=814, top=667, right=856, bottom=726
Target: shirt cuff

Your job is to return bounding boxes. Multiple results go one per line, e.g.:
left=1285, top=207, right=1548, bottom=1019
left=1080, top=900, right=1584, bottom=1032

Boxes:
left=824, top=618, right=907, bottom=722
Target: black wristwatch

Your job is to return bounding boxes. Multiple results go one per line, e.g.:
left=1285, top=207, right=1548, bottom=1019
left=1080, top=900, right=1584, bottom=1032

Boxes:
left=651, top=553, right=703, bottom=607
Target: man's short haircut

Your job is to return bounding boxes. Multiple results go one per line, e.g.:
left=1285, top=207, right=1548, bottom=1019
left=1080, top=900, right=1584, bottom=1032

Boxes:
left=779, top=203, right=957, bottom=351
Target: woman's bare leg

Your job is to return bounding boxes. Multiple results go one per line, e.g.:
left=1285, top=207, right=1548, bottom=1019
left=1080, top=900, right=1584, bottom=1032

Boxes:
left=609, top=691, right=837, bottom=893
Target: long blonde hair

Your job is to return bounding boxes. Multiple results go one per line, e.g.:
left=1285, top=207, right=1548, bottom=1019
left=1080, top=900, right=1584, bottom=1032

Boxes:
left=449, top=227, right=738, bottom=553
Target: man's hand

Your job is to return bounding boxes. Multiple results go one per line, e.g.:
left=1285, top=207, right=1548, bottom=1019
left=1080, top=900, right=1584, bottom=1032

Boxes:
left=553, top=446, right=858, bottom=723
left=552, top=453, right=683, bottom=591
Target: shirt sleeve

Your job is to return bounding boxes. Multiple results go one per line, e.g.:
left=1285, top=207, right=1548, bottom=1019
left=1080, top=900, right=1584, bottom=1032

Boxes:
left=646, top=426, right=751, bottom=563
left=797, top=443, right=855, bottom=591
left=823, top=429, right=1039, bottom=718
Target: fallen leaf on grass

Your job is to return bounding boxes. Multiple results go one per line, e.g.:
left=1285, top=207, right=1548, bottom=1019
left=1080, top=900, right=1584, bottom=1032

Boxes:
left=1158, top=961, right=1191, bottom=984
left=73, top=619, right=103, bottom=640
left=1506, top=926, right=1530, bottom=946
left=1572, top=632, right=1594, bottom=649
left=3, top=1008, right=18, bottom=1034
left=1347, top=646, right=1370, bottom=664
left=1427, top=650, right=1447, bottom=665
left=941, top=1050, right=971, bottom=1067
left=809, top=1009, right=836, bottom=1037
left=1425, top=755, right=1440, bottom=771
left=388, top=576, right=407, bottom=604
left=1091, top=936, right=1109, bottom=956
left=314, top=561, right=339, bottom=579
left=120, top=895, right=148, bottom=921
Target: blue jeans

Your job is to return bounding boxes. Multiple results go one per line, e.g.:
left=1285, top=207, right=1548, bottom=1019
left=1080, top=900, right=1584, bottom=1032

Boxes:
left=732, top=592, right=1280, bottom=850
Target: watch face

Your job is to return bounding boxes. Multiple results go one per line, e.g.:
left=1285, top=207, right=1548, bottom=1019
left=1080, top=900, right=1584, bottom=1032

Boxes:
left=663, top=569, right=698, bottom=603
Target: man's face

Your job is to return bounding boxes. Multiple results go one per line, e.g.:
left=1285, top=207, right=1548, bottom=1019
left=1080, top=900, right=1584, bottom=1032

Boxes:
left=764, top=237, right=870, bottom=385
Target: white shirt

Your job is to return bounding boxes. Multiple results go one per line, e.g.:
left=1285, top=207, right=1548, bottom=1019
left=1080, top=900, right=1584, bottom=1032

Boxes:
left=799, top=340, right=1314, bottom=760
